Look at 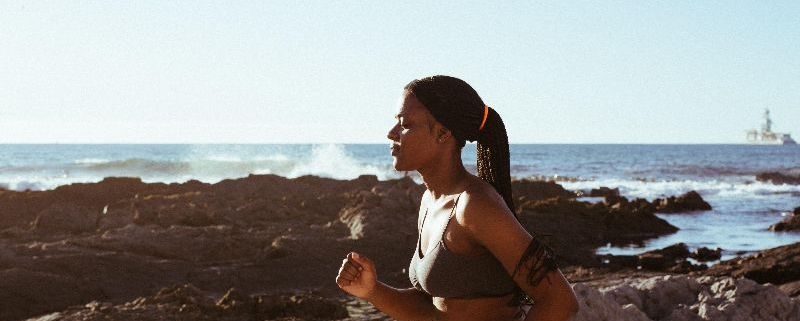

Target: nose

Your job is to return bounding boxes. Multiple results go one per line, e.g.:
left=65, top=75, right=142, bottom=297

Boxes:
left=387, top=123, right=400, bottom=141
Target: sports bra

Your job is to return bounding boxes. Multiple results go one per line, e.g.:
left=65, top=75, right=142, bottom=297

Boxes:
left=408, top=193, right=517, bottom=299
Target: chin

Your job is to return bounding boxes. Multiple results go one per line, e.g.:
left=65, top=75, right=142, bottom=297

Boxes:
left=392, top=158, right=412, bottom=172
left=392, top=161, right=404, bottom=171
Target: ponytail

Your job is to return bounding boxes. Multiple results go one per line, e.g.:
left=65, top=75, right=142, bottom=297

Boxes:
left=476, top=107, right=516, bottom=216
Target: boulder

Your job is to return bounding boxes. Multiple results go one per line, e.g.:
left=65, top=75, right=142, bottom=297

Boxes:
left=637, top=253, right=671, bottom=271
left=511, top=179, right=576, bottom=202
left=779, top=280, right=800, bottom=297
left=573, top=275, right=800, bottom=321
left=756, top=171, right=800, bottom=185
left=702, top=242, right=800, bottom=286
left=589, top=187, right=621, bottom=198
left=638, top=243, right=707, bottom=273
left=654, top=191, right=712, bottom=213
left=516, top=197, right=678, bottom=267
left=637, top=243, right=690, bottom=271
left=571, top=283, right=650, bottom=321
left=769, top=209, right=800, bottom=232
left=689, top=247, right=722, bottom=262
left=599, top=244, right=707, bottom=272
left=337, top=178, right=423, bottom=243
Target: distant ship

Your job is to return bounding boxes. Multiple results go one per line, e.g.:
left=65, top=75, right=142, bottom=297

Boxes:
left=745, top=109, right=796, bottom=145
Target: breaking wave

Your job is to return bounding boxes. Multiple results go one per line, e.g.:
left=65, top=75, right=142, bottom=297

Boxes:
left=559, top=177, right=800, bottom=201
left=0, top=144, right=401, bottom=191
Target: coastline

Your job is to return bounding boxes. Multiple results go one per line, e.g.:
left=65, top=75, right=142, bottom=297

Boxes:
left=1, top=174, right=798, bottom=320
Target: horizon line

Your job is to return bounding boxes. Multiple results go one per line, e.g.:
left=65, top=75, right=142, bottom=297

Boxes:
left=0, top=141, right=770, bottom=145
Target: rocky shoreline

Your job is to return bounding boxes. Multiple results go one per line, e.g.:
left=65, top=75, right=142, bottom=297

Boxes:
left=0, top=175, right=797, bottom=321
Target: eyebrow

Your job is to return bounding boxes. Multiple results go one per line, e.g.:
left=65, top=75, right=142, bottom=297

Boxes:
left=395, top=113, right=408, bottom=120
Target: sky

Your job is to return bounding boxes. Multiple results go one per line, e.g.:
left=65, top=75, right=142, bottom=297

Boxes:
left=1, top=1, right=799, bottom=144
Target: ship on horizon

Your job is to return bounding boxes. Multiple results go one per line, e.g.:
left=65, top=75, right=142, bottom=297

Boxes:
left=745, top=109, right=797, bottom=145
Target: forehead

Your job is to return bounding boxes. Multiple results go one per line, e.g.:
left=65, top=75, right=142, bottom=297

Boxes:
left=395, top=92, right=428, bottom=121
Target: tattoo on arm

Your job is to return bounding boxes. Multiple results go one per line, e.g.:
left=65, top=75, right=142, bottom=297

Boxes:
left=511, top=235, right=558, bottom=288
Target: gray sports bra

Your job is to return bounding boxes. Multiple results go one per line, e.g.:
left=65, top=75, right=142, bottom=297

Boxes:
left=408, top=193, right=517, bottom=298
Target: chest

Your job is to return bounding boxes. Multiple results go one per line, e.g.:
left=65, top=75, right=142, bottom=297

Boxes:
left=418, top=208, right=486, bottom=258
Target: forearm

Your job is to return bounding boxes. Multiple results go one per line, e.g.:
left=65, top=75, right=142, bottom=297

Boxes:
left=366, top=281, right=439, bottom=321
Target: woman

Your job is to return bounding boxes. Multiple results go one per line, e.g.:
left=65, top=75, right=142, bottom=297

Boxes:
left=336, top=75, right=579, bottom=321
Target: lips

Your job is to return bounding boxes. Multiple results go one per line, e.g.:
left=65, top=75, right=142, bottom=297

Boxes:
left=390, top=144, right=400, bottom=156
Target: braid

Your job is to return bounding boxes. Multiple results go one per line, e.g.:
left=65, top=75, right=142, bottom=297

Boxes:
left=476, top=107, right=516, bottom=216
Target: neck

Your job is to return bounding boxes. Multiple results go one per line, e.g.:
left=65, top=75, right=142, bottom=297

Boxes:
left=418, top=151, right=471, bottom=200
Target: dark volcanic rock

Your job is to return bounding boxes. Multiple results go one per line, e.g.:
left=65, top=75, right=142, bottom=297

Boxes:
left=337, top=177, right=423, bottom=243
left=0, top=268, right=81, bottom=321
left=654, top=190, right=712, bottom=213
left=756, top=171, right=800, bottom=185
left=0, top=177, right=180, bottom=231
left=0, top=174, right=387, bottom=320
left=769, top=208, right=800, bottom=231
left=596, top=254, right=640, bottom=270
left=597, top=243, right=707, bottom=273
left=636, top=243, right=706, bottom=272
left=31, top=203, right=99, bottom=234
left=0, top=174, right=707, bottom=320
left=516, top=197, right=678, bottom=266
left=28, top=284, right=349, bottom=321
left=511, top=179, right=576, bottom=203
left=701, top=241, right=800, bottom=286
left=647, top=242, right=690, bottom=259
left=636, top=252, right=671, bottom=271
left=689, top=246, right=722, bottom=262
left=588, top=187, right=620, bottom=198
left=779, top=280, right=800, bottom=297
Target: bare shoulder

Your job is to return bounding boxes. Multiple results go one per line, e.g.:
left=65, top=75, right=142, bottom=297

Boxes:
left=456, top=177, right=516, bottom=228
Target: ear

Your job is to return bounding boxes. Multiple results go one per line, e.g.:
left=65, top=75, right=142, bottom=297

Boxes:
left=436, top=126, right=452, bottom=143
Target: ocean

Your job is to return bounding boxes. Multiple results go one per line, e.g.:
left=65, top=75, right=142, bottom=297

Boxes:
left=1, top=143, right=799, bottom=259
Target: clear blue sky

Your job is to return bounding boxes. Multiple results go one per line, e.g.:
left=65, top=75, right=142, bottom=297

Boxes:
left=1, top=1, right=798, bottom=143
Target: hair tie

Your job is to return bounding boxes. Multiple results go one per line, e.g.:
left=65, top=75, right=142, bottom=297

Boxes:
left=479, top=105, right=489, bottom=131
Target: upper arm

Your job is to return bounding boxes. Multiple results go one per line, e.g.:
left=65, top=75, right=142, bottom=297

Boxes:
left=459, top=190, right=569, bottom=301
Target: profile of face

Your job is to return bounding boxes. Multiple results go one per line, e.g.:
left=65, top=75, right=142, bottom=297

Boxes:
left=387, top=92, right=445, bottom=172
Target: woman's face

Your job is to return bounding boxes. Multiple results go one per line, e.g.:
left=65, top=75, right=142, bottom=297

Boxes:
left=387, top=92, right=440, bottom=172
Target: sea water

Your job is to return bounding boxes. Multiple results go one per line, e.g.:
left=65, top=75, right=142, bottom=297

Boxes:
left=1, top=143, right=798, bottom=258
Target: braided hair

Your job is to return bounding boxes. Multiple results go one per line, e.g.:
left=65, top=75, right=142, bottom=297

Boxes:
left=404, top=76, right=557, bottom=316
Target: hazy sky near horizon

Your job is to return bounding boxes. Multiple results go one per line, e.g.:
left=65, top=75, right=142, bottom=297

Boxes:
left=1, top=1, right=799, bottom=144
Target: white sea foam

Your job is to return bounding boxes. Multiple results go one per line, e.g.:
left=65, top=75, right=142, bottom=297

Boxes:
left=0, top=145, right=404, bottom=191
left=252, top=154, right=290, bottom=162
left=205, top=155, right=243, bottom=162
left=74, top=158, right=111, bottom=165
left=286, top=144, right=394, bottom=180
left=560, top=178, right=800, bottom=201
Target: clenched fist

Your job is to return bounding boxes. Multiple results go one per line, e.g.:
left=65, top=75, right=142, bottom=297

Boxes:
left=336, top=252, right=378, bottom=300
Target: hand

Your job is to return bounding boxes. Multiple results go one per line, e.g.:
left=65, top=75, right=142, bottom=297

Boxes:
left=336, top=251, right=378, bottom=300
